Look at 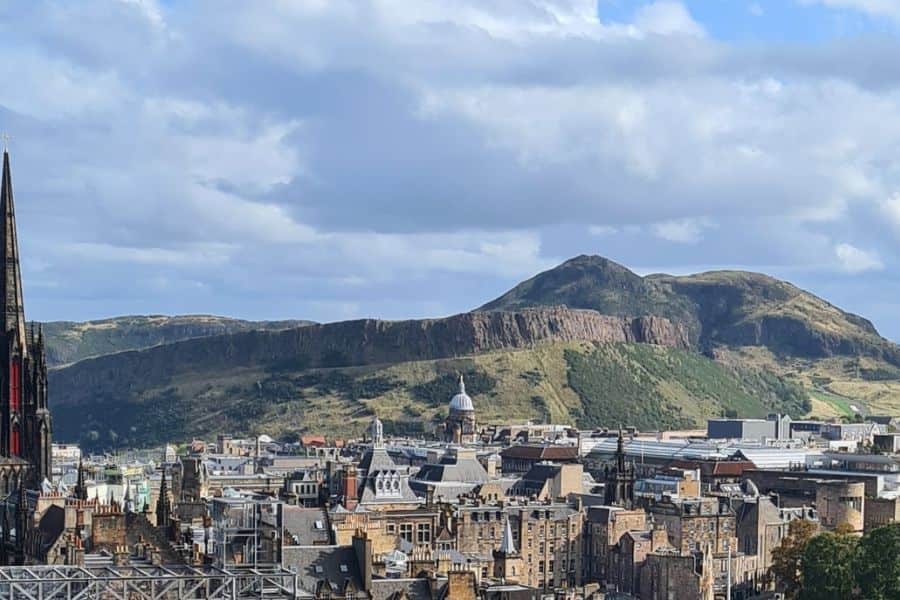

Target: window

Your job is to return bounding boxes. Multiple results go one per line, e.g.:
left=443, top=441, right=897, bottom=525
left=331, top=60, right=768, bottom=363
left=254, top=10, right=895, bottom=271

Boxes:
left=539, top=542, right=545, bottom=554
left=549, top=560, right=554, bottom=574
left=340, top=565, right=348, bottom=573
left=399, top=524, right=413, bottom=542
left=417, top=523, right=431, bottom=543
left=387, top=523, right=396, bottom=534
left=539, top=561, right=544, bottom=574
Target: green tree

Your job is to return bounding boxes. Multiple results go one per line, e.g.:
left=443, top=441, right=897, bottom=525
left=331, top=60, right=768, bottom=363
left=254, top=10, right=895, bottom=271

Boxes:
left=854, top=524, right=900, bottom=600
left=799, top=532, right=857, bottom=600
left=770, top=519, right=818, bottom=599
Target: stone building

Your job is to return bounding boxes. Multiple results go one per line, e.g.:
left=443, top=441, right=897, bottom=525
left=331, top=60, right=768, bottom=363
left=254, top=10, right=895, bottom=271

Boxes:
left=640, top=550, right=715, bottom=600
left=649, top=497, right=736, bottom=556
left=865, top=496, right=900, bottom=531
left=355, top=417, right=420, bottom=510
left=583, top=505, right=647, bottom=582
left=455, top=498, right=584, bottom=590
left=603, top=429, right=635, bottom=508
left=734, top=493, right=817, bottom=587
left=816, top=480, right=865, bottom=533
left=609, top=526, right=671, bottom=596
left=445, top=376, right=478, bottom=445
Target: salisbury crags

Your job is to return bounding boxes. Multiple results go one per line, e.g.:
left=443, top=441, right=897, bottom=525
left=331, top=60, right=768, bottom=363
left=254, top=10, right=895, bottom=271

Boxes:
left=48, top=306, right=687, bottom=408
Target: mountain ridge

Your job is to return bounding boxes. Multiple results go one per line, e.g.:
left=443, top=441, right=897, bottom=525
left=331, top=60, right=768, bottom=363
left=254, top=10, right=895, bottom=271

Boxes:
left=45, top=254, right=900, bottom=449
left=481, top=254, right=897, bottom=365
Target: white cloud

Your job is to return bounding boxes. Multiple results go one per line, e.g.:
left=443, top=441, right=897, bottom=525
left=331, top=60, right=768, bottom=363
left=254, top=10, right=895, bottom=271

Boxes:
left=652, top=218, right=715, bottom=244
left=589, top=225, right=618, bottom=236
left=835, top=243, right=884, bottom=273
left=4, top=0, right=900, bottom=334
left=800, top=0, right=900, bottom=20
left=632, top=1, right=706, bottom=37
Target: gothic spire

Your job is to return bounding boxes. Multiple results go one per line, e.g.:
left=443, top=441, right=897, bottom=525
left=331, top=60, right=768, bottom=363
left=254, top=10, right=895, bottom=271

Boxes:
left=499, top=516, right=517, bottom=555
left=156, top=467, right=170, bottom=529
left=0, top=150, right=27, bottom=354
left=74, top=458, right=87, bottom=501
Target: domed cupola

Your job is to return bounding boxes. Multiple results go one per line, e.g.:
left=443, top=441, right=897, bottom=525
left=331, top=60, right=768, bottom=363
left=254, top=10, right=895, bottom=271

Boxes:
left=449, top=375, right=474, bottom=413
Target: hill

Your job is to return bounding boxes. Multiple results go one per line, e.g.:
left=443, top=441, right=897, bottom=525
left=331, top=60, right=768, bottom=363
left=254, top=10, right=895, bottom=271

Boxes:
left=48, top=254, right=900, bottom=449
left=50, top=340, right=809, bottom=450
left=41, top=315, right=312, bottom=366
left=481, top=255, right=899, bottom=365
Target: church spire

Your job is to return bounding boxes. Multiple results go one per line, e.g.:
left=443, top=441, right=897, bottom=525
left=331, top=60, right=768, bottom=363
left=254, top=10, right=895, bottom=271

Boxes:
left=499, top=516, right=517, bottom=555
left=74, top=458, right=87, bottom=501
left=0, top=150, right=27, bottom=354
left=156, top=466, right=171, bottom=530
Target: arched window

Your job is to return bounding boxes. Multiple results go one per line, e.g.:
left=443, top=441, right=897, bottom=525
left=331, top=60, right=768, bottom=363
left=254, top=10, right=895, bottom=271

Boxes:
left=10, top=424, right=20, bottom=456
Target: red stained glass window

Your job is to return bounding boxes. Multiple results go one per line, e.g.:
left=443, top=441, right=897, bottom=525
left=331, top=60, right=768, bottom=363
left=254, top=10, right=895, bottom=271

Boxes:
left=9, top=361, right=19, bottom=412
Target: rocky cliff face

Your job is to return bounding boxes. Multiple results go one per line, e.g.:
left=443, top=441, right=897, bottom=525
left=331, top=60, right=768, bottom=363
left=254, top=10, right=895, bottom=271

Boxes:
left=483, top=255, right=900, bottom=366
left=49, top=307, right=687, bottom=407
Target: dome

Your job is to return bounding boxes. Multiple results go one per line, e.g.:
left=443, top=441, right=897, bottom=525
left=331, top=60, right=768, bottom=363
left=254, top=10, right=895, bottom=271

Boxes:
left=449, top=375, right=474, bottom=412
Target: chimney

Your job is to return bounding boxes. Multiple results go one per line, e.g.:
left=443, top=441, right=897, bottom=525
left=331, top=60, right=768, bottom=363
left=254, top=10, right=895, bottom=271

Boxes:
left=343, top=466, right=358, bottom=510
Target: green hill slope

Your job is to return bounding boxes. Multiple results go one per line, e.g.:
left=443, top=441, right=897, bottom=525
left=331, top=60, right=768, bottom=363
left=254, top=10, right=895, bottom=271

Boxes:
left=51, top=341, right=809, bottom=450
left=41, top=315, right=312, bottom=366
left=481, top=255, right=900, bottom=366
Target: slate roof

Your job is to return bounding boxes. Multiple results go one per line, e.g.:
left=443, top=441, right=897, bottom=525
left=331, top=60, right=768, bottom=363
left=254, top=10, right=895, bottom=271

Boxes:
left=37, top=504, right=65, bottom=555
left=370, top=578, right=434, bottom=600
left=501, top=445, right=578, bottom=461
left=283, top=506, right=331, bottom=546
left=283, top=545, right=367, bottom=597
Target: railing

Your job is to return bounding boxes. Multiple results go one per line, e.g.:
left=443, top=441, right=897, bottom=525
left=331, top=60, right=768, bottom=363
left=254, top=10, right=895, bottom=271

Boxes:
left=0, top=564, right=299, bottom=599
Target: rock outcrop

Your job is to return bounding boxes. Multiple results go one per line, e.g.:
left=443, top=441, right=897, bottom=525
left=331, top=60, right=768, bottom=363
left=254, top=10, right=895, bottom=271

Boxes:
left=482, top=255, right=900, bottom=366
left=49, top=307, right=687, bottom=408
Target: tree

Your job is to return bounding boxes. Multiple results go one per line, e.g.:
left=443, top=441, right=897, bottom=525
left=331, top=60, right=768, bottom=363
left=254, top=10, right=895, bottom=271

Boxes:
left=799, top=532, right=857, bottom=600
left=854, top=524, right=900, bottom=600
left=770, top=519, right=818, bottom=599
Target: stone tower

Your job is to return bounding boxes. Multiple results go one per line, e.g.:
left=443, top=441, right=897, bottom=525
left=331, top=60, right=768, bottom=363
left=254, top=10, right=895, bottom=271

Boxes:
left=604, top=428, right=635, bottom=508
left=0, top=149, right=52, bottom=492
left=493, top=516, right=523, bottom=582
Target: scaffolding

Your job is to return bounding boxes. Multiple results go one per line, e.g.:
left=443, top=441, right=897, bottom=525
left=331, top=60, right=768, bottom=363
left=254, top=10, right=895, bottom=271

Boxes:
left=0, top=564, right=299, bottom=599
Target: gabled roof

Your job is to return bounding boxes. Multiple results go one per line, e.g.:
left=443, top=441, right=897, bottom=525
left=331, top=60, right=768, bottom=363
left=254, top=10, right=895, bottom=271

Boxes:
left=283, top=545, right=367, bottom=597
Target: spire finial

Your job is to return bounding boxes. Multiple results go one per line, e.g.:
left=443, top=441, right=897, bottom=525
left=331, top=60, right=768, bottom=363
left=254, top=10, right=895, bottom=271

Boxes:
left=499, top=515, right=517, bottom=555
left=1, top=133, right=9, bottom=153
left=459, top=374, right=465, bottom=395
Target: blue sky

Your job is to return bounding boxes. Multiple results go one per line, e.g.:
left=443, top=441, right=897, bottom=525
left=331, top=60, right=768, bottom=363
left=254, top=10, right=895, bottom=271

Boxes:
left=3, top=0, right=900, bottom=340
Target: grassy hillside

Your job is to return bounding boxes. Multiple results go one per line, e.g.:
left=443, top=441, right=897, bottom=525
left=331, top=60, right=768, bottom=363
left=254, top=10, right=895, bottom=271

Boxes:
left=714, top=346, right=900, bottom=419
left=52, top=341, right=809, bottom=450
left=481, top=255, right=900, bottom=366
left=41, top=315, right=311, bottom=366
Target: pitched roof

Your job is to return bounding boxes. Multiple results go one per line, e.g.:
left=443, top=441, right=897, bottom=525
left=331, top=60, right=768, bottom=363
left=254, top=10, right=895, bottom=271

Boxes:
left=283, top=545, right=366, bottom=597
left=500, top=445, right=578, bottom=461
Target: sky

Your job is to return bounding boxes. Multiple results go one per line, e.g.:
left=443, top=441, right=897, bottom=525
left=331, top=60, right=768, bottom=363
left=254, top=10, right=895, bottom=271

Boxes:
left=3, top=1, right=900, bottom=340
